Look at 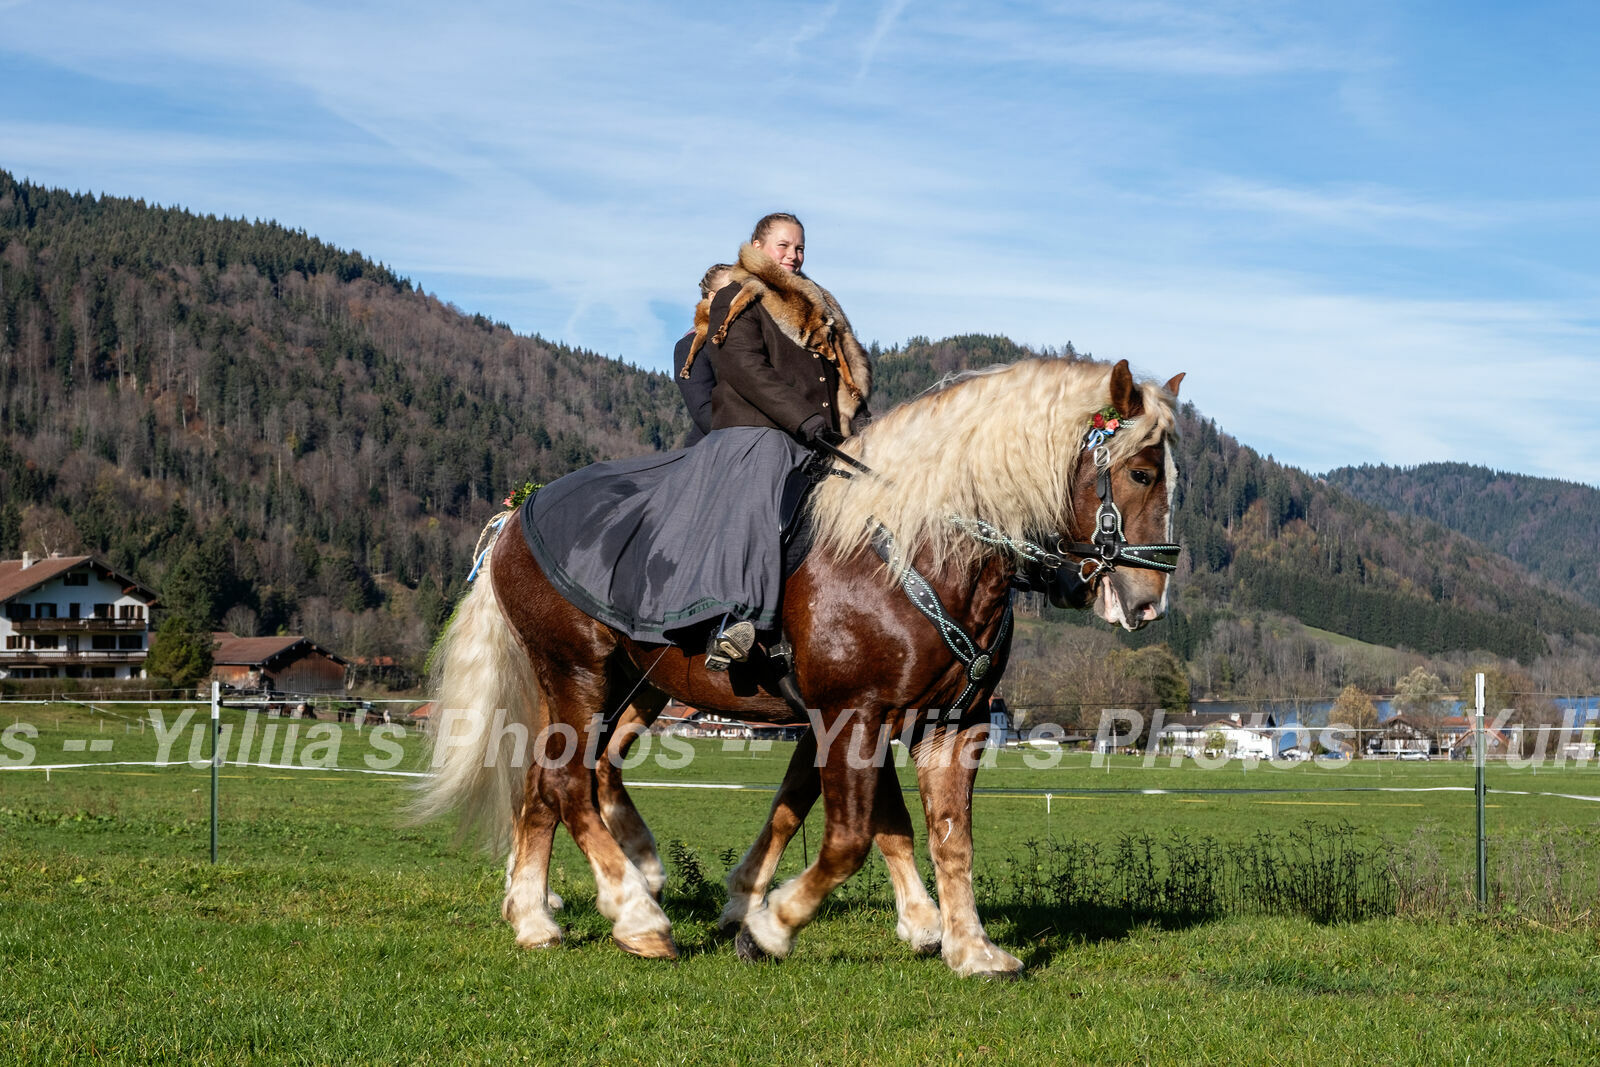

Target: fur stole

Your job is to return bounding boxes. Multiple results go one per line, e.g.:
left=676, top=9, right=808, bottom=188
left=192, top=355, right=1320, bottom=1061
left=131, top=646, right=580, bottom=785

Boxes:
left=681, top=243, right=873, bottom=434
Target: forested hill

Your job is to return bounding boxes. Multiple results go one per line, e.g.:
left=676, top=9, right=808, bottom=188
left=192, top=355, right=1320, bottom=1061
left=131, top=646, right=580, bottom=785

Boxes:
left=0, top=170, right=690, bottom=660
left=1324, top=462, right=1600, bottom=612
left=2, top=170, right=1597, bottom=681
left=1155, top=417, right=1600, bottom=666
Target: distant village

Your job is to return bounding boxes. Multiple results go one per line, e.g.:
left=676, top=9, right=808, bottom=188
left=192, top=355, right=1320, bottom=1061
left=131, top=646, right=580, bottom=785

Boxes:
left=2, top=551, right=1590, bottom=760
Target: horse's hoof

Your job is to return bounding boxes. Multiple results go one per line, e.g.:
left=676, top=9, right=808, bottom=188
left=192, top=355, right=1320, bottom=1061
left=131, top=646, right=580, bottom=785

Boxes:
left=734, top=925, right=772, bottom=963
left=514, top=930, right=563, bottom=950
left=614, top=930, right=678, bottom=961
left=973, top=967, right=1025, bottom=982
left=911, top=937, right=942, bottom=957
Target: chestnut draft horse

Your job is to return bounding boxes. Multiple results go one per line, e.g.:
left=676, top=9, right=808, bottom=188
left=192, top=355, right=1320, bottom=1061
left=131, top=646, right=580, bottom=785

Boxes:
left=419, top=358, right=1184, bottom=978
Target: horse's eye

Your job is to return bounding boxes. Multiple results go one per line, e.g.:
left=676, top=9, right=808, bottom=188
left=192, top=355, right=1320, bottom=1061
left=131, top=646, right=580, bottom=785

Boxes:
left=1130, top=469, right=1153, bottom=486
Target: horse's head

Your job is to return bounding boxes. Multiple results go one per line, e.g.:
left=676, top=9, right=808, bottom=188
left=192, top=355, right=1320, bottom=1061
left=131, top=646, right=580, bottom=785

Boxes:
left=1063, top=360, right=1184, bottom=631
left=804, top=354, right=1183, bottom=625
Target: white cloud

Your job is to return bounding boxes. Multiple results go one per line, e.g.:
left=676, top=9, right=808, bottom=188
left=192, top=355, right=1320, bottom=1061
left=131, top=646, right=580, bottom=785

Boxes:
left=1194, top=177, right=1486, bottom=233
left=858, top=0, right=912, bottom=81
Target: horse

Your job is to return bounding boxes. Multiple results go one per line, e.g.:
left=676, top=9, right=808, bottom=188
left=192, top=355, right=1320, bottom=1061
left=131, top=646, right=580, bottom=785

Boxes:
left=419, top=357, right=1183, bottom=977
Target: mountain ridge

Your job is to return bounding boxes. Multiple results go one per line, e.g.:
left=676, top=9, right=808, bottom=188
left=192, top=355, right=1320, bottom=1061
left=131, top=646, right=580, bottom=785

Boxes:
left=1325, top=461, right=1600, bottom=612
left=3, top=169, right=1596, bottom=700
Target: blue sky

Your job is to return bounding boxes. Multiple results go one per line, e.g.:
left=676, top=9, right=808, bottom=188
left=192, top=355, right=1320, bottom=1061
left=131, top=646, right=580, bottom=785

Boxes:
left=3, top=1, right=1598, bottom=483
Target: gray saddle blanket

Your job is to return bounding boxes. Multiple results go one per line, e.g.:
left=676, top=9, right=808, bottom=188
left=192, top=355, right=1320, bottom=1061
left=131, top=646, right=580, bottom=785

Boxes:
left=519, top=425, right=813, bottom=642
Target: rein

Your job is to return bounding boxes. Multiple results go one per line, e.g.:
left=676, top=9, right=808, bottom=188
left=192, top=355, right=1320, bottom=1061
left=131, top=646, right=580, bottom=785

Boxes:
left=945, top=437, right=1181, bottom=594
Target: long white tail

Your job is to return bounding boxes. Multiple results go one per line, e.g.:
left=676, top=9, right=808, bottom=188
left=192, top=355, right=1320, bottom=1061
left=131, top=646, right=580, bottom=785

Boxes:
left=412, top=537, right=541, bottom=849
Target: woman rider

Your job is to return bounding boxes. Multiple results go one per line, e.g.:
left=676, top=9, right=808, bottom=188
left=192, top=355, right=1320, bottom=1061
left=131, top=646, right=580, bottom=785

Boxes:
left=520, top=212, right=872, bottom=670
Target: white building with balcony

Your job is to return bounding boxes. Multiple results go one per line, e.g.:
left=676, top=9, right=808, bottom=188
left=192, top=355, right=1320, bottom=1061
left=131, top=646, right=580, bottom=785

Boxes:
left=0, top=553, right=158, bottom=681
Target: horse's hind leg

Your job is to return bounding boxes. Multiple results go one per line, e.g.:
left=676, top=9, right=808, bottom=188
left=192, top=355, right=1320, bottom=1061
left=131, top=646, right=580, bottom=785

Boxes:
left=598, top=696, right=669, bottom=900
left=544, top=696, right=677, bottom=960
left=503, top=771, right=563, bottom=948
left=912, top=721, right=1023, bottom=978
left=489, top=533, right=671, bottom=956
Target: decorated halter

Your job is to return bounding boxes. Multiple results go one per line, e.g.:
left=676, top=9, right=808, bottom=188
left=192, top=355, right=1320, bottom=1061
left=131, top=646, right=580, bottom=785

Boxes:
left=1056, top=406, right=1182, bottom=587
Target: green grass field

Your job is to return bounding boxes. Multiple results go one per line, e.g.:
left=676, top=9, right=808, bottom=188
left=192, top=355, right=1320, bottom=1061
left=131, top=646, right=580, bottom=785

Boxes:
left=3, top=704, right=1599, bottom=1064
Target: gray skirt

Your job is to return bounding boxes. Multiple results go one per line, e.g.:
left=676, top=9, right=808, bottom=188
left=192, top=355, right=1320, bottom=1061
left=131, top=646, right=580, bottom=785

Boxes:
left=519, top=426, right=810, bottom=641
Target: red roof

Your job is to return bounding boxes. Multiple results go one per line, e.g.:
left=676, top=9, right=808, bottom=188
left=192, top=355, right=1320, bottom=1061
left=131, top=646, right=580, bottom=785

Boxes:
left=211, top=632, right=348, bottom=667
left=0, top=556, right=157, bottom=604
left=1439, top=715, right=1509, bottom=744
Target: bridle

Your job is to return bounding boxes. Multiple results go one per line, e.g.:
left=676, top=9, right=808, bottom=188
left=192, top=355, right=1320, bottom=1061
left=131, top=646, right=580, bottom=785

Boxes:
left=948, top=433, right=1180, bottom=601
left=1055, top=440, right=1181, bottom=589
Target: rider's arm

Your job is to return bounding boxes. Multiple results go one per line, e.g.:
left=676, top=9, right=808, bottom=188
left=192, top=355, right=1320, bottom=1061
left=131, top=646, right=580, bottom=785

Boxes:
left=672, top=333, right=715, bottom=438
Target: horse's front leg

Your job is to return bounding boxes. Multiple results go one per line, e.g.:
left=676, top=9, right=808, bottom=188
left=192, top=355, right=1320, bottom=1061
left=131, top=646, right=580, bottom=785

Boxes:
left=722, top=730, right=942, bottom=952
left=720, top=729, right=818, bottom=934
left=874, top=756, right=942, bottom=955
left=913, top=719, right=1022, bottom=978
left=737, top=710, right=880, bottom=961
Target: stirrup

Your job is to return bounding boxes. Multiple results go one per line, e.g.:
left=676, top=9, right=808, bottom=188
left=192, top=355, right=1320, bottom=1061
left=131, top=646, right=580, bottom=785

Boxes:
left=706, top=621, right=756, bottom=673
left=713, top=621, right=756, bottom=661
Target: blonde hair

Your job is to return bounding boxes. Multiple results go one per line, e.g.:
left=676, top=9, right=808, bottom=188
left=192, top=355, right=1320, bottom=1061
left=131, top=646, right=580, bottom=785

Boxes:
left=751, top=212, right=803, bottom=244
left=698, top=262, right=734, bottom=298
left=808, top=359, right=1180, bottom=575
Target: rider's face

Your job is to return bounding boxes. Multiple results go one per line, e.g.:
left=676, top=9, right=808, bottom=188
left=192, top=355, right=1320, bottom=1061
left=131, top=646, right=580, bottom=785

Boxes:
left=754, top=223, right=804, bottom=273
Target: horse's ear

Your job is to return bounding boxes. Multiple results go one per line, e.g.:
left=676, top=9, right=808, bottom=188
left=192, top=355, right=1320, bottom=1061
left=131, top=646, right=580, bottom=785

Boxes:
left=1110, top=359, right=1139, bottom=417
left=1164, top=372, right=1185, bottom=397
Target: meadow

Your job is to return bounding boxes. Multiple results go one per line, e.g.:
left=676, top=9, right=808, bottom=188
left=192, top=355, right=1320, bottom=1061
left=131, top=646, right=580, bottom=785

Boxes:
left=2, top=704, right=1599, bottom=1064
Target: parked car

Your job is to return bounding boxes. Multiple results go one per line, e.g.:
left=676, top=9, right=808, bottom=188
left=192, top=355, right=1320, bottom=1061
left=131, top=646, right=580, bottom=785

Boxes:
left=1397, top=750, right=1430, bottom=761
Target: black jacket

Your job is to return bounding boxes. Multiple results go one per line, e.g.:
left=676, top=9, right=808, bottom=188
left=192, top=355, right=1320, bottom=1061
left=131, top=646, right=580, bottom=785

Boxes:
left=672, top=330, right=715, bottom=444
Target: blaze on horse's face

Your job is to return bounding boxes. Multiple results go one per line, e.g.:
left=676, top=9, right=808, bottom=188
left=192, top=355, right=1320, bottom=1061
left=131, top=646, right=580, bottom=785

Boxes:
left=1094, top=438, right=1176, bottom=630
left=1069, top=366, right=1183, bottom=631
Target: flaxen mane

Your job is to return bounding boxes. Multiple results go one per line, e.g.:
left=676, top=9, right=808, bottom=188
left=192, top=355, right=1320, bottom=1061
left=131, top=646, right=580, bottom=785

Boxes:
left=808, top=358, right=1179, bottom=574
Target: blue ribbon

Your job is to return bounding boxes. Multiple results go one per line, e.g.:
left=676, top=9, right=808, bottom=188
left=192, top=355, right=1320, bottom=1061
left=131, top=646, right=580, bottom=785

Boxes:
left=466, top=514, right=509, bottom=583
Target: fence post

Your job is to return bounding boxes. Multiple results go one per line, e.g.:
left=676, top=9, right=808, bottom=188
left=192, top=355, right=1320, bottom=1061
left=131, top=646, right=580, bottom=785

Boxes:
left=1474, top=672, right=1486, bottom=908
left=210, top=681, right=220, bottom=865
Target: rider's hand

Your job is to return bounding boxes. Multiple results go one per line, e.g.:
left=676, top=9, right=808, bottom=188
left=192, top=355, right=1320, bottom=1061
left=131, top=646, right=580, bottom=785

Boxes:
left=799, top=414, right=836, bottom=445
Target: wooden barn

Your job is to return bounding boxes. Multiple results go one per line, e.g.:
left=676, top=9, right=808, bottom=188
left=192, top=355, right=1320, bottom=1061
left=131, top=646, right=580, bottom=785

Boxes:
left=210, top=633, right=350, bottom=696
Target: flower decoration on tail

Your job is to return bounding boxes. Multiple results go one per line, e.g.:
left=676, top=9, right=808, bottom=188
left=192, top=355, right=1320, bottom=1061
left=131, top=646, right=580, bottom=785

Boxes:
left=502, top=481, right=541, bottom=510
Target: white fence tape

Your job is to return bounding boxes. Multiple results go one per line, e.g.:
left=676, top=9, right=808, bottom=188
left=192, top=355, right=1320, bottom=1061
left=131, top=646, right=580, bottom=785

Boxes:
left=6, top=759, right=1600, bottom=804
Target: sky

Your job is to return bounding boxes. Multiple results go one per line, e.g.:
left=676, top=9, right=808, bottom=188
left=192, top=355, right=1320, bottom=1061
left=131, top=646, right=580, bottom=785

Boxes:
left=3, top=0, right=1598, bottom=484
